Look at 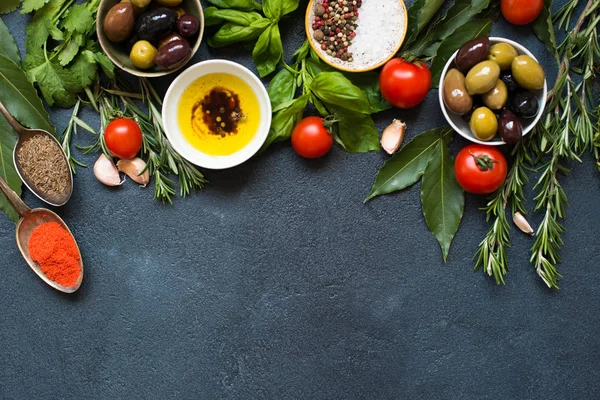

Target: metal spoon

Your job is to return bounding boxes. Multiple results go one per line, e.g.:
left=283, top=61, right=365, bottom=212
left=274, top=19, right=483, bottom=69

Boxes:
left=0, top=99, right=73, bottom=206
left=0, top=175, right=83, bottom=293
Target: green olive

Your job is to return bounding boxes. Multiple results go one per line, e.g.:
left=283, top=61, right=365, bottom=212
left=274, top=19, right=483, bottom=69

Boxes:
left=482, top=79, right=508, bottom=110
left=470, top=107, right=498, bottom=141
left=130, top=40, right=157, bottom=70
left=155, top=0, right=183, bottom=6
left=443, top=68, right=473, bottom=115
left=465, top=60, right=501, bottom=95
left=130, top=0, right=151, bottom=7
left=511, top=55, right=545, bottom=90
left=488, top=43, right=518, bottom=70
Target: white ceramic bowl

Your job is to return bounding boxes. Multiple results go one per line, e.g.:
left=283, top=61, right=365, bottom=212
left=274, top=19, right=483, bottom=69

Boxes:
left=438, top=37, right=547, bottom=146
left=162, top=60, right=272, bottom=169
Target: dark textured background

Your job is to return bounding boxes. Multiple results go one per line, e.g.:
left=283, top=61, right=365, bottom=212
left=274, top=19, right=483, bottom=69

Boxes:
left=2, top=1, right=600, bottom=399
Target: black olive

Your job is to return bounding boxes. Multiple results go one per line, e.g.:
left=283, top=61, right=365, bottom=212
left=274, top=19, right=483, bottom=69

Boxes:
left=455, top=36, right=490, bottom=73
left=500, top=71, right=521, bottom=92
left=178, top=14, right=200, bottom=38
left=511, top=91, right=539, bottom=119
left=135, top=8, right=178, bottom=42
left=498, top=109, right=523, bottom=144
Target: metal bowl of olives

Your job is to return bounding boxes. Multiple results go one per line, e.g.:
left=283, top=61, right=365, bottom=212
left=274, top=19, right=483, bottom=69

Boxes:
left=97, top=0, right=204, bottom=77
left=438, top=37, right=547, bottom=146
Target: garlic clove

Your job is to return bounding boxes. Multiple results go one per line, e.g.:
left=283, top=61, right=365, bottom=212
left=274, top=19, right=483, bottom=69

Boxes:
left=117, top=157, right=150, bottom=187
left=94, top=154, right=124, bottom=186
left=381, top=119, right=406, bottom=155
left=513, top=212, right=534, bottom=236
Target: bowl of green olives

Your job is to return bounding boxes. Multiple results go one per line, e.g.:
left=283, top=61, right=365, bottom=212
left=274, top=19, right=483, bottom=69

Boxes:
left=439, top=37, right=547, bottom=146
left=97, top=0, right=203, bottom=77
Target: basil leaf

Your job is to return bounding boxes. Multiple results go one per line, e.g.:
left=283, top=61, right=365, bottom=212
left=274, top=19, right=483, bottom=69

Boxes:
left=206, top=0, right=262, bottom=11
left=261, top=94, right=308, bottom=151
left=331, top=107, right=379, bottom=153
left=292, top=40, right=310, bottom=64
left=268, top=68, right=296, bottom=110
left=405, top=0, right=445, bottom=46
left=429, top=18, right=493, bottom=88
left=262, top=0, right=299, bottom=20
left=420, top=135, right=464, bottom=262
left=204, top=7, right=264, bottom=27
left=0, top=19, right=20, bottom=65
left=348, top=72, right=391, bottom=113
left=207, top=20, right=269, bottom=47
left=305, top=57, right=335, bottom=77
left=533, top=0, right=557, bottom=57
left=365, top=127, right=453, bottom=202
left=310, top=72, right=370, bottom=114
left=252, top=24, right=283, bottom=77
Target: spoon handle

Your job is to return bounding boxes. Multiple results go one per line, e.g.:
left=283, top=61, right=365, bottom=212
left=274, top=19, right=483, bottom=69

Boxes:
left=0, top=99, right=26, bottom=136
left=0, top=175, right=30, bottom=218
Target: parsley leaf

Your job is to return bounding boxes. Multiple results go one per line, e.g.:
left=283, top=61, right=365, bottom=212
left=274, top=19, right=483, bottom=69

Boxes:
left=57, top=40, right=79, bottom=66
left=69, top=52, right=98, bottom=88
left=21, top=0, right=49, bottom=13
left=25, top=52, right=81, bottom=107
left=93, top=52, right=115, bottom=79
left=0, top=0, right=21, bottom=14
left=63, top=4, right=93, bottom=33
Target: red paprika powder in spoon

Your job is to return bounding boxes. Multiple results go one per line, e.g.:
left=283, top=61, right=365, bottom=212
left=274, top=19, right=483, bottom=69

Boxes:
left=28, top=222, right=81, bottom=288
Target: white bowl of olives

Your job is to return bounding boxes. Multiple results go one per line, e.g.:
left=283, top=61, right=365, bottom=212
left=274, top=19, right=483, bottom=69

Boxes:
left=439, top=36, right=547, bottom=146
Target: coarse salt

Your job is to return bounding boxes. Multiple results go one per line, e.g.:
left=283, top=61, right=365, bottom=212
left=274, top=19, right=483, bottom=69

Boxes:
left=308, top=0, right=407, bottom=70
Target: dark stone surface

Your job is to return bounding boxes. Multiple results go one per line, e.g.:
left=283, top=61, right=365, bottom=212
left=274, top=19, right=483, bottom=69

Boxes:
left=2, top=1, right=600, bottom=399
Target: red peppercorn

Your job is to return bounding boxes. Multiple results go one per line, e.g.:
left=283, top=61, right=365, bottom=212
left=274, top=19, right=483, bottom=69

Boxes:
left=315, top=16, right=321, bottom=21
left=336, top=27, right=340, bottom=33
left=344, top=13, right=351, bottom=18
left=321, top=43, right=327, bottom=50
left=312, top=23, right=318, bottom=29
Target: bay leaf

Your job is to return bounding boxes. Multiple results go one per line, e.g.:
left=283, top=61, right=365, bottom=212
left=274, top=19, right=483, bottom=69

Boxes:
left=429, top=18, right=493, bottom=88
left=0, top=54, right=55, bottom=136
left=0, top=116, right=20, bottom=223
left=405, top=0, right=445, bottom=46
left=420, top=136, right=464, bottom=262
left=365, top=127, right=453, bottom=202
left=533, top=0, right=557, bottom=57
left=0, top=19, right=21, bottom=65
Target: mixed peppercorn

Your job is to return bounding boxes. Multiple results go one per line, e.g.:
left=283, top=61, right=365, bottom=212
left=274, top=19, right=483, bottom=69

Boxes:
left=311, top=0, right=363, bottom=62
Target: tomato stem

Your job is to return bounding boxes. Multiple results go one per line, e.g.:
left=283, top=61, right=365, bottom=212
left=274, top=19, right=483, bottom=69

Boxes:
left=470, top=152, right=498, bottom=171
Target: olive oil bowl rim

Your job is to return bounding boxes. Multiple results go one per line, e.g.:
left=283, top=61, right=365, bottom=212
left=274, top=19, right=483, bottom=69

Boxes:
left=438, top=36, right=548, bottom=146
left=161, top=59, right=272, bottom=170
left=96, top=0, right=204, bottom=78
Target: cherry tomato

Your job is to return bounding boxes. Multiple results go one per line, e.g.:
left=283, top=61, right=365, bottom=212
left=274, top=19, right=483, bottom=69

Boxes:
left=379, top=58, right=431, bottom=109
left=454, top=144, right=507, bottom=194
left=104, top=118, right=143, bottom=159
left=501, top=0, right=543, bottom=25
left=291, top=116, right=333, bottom=159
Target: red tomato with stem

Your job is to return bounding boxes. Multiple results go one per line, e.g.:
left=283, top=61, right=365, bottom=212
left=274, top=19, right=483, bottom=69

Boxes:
left=501, top=0, right=543, bottom=25
left=104, top=118, right=143, bottom=159
left=291, top=116, right=334, bottom=159
left=454, top=144, right=507, bottom=194
left=379, top=58, right=431, bottom=109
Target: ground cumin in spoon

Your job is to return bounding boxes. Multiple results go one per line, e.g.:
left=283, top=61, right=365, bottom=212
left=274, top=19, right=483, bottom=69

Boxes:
left=16, top=134, right=69, bottom=199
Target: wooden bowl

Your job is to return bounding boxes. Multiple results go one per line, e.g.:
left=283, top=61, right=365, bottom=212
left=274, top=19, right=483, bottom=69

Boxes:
left=97, top=0, right=204, bottom=78
left=305, top=0, right=407, bottom=72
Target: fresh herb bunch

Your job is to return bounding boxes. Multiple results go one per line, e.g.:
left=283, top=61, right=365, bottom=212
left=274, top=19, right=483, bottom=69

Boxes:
left=205, top=0, right=299, bottom=77
left=21, top=0, right=114, bottom=108
left=68, top=79, right=208, bottom=203
left=475, top=0, right=600, bottom=288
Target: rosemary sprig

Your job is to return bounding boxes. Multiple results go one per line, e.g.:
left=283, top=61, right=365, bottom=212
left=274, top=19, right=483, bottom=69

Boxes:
left=474, top=140, right=531, bottom=284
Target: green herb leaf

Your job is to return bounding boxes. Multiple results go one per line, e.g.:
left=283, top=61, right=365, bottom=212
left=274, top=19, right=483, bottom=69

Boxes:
left=420, top=134, right=464, bottom=262
left=252, top=24, right=283, bottom=77
left=94, top=52, right=115, bottom=80
left=0, top=54, right=55, bottom=136
left=0, top=117, right=20, bottom=223
left=20, top=0, right=49, bottom=13
left=57, top=40, right=80, bottom=66
left=405, top=0, right=445, bottom=45
left=331, top=107, right=380, bottom=153
left=262, top=0, right=299, bottom=20
left=69, top=53, right=98, bottom=88
left=62, top=4, right=93, bottom=33
left=0, top=19, right=21, bottom=65
left=25, top=15, right=50, bottom=52
left=348, top=72, right=391, bottom=113
left=429, top=18, right=493, bottom=87
left=365, top=127, right=452, bottom=202
left=204, top=7, right=264, bottom=26
left=206, top=0, right=262, bottom=11
left=207, top=20, right=269, bottom=47
left=310, top=72, right=370, bottom=114
left=268, top=68, right=296, bottom=110
left=0, top=0, right=21, bottom=14
left=533, top=0, right=557, bottom=57
left=292, top=40, right=310, bottom=64
left=24, top=52, right=81, bottom=108
left=262, top=94, right=308, bottom=151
